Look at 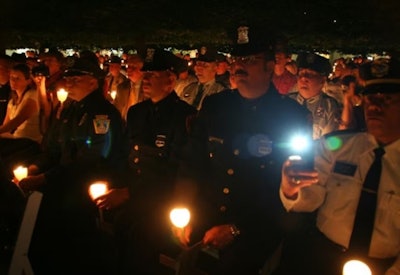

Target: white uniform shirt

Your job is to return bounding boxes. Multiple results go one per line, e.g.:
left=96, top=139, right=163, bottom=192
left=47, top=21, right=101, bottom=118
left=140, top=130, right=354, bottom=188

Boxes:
left=280, top=132, right=400, bottom=273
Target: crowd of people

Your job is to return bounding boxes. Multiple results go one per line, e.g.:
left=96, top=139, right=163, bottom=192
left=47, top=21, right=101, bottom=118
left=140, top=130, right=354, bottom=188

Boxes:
left=0, top=23, right=399, bottom=275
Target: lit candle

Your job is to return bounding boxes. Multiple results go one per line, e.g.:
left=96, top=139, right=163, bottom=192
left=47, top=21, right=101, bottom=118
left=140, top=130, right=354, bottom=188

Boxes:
left=110, top=90, right=117, bottom=101
left=56, top=88, right=69, bottom=103
left=343, top=260, right=371, bottom=275
left=88, top=181, right=109, bottom=201
left=13, top=166, right=28, bottom=181
left=170, top=208, right=191, bottom=228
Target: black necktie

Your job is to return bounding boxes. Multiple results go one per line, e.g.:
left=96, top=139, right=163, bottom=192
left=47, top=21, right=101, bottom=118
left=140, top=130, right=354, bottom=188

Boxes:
left=192, top=83, right=204, bottom=109
left=350, top=147, right=385, bottom=253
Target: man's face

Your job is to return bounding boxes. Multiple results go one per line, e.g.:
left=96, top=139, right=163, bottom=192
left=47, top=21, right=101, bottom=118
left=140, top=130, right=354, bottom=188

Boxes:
left=108, top=63, right=121, bottom=76
left=194, top=61, right=217, bottom=83
left=230, top=53, right=274, bottom=98
left=126, top=58, right=144, bottom=82
left=41, top=56, right=61, bottom=76
left=297, top=68, right=325, bottom=98
left=64, top=74, right=97, bottom=101
left=364, top=92, right=400, bottom=144
left=142, top=71, right=173, bottom=102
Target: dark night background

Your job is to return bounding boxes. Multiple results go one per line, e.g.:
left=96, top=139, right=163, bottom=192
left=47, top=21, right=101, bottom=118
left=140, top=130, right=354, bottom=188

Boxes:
left=1, top=0, right=399, bottom=54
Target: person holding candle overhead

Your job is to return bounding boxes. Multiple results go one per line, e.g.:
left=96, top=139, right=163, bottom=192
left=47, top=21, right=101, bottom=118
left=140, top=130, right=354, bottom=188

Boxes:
left=15, top=56, right=127, bottom=274
left=277, top=57, right=400, bottom=275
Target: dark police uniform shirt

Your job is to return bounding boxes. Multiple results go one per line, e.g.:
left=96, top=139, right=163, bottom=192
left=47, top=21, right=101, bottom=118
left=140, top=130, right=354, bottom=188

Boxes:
left=126, top=91, right=197, bottom=201
left=187, top=86, right=312, bottom=255
left=34, top=89, right=127, bottom=203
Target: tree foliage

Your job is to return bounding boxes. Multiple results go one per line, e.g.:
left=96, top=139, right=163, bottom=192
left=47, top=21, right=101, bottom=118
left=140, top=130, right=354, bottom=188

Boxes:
left=1, top=0, right=399, bottom=54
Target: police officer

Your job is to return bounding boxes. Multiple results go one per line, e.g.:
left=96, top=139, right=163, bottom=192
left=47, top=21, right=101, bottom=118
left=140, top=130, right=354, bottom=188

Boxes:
left=16, top=56, right=126, bottom=274
left=288, top=52, right=342, bottom=139
left=279, top=58, right=400, bottom=275
left=181, top=47, right=227, bottom=110
left=97, top=49, right=197, bottom=274
left=176, top=25, right=313, bottom=275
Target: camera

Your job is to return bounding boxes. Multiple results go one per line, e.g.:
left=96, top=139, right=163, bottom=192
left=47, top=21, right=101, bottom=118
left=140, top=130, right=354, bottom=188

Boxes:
left=32, top=63, right=50, bottom=77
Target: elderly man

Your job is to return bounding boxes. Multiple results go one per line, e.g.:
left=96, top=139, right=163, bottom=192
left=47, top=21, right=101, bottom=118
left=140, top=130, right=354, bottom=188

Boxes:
left=114, top=54, right=146, bottom=121
left=17, top=57, right=126, bottom=274
left=289, top=52, right=342, bottom=139
left=181, top=47, right=227, bottom=110
left=279, top=58, right=400, bottom=275
left=175, top=25, right=313, bottom=275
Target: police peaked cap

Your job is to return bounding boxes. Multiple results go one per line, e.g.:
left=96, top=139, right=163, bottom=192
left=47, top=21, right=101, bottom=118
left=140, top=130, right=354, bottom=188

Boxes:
left=359, top=58, right=400, bottom=94
left=197, top=47, right=220, bottom=63
left=230, top=25, right=275, bottom=60
left=141, top=48, right=182, bottom=73
left=64, top=57, right=105, bottom=79
left=296, top=52, right=332, bottom=76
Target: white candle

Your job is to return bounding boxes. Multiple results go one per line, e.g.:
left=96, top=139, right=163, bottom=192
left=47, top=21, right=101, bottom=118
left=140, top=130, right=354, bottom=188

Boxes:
left=88, top=181, right=109, bottom=200
left=110, top=90, right=117, bottom=100
left=57, top=88, right=69, bottom=103
left=13, top=166, right=28, bottom=181
left=343, top=260, right=371, bottom=275
left=170, top=208, right=191, bottom=228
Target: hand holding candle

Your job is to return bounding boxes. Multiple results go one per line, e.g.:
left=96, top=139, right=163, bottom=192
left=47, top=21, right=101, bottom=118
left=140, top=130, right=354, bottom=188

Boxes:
left=13, top=165, right=28, bottom=182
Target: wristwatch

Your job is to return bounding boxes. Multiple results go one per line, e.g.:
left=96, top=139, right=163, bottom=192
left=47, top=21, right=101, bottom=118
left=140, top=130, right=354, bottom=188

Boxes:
left=229, top=224, right=241, bottom=238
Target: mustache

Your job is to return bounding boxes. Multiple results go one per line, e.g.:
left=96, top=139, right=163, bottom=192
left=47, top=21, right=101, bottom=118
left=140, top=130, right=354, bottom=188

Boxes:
left=233, top=69, right=248, bottom=76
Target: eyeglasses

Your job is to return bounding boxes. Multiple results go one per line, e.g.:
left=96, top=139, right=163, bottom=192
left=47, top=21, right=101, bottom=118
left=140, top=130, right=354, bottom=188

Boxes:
left=363, top=93, right=400, bottom=106
left=231, top=55, right=265, bottom=65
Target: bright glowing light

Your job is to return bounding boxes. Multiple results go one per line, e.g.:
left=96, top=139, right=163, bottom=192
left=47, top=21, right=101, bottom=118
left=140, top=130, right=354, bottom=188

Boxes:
left=110, top=90, right=117, bottom=100
left=88, top=181, right=109, bottom=200
left=57, top=89, right=68, bottom=103
left=13, top=166, right=28, bottom=181
left=290, top=135, right=310, bottom=152
left=343, top=260, right=371, bottom=275
left=170, top=208, right=191, bottom=228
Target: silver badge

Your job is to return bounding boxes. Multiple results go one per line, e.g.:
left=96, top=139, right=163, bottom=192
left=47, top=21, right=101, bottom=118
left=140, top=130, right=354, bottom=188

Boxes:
left=93, top=115, right=110, bottom=134
left=155, top=134, right=166, bottom=148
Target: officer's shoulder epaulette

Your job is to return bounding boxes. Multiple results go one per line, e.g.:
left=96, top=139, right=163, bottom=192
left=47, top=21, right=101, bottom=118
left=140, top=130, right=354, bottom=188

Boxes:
left=322, top=128, right=366, bottom=139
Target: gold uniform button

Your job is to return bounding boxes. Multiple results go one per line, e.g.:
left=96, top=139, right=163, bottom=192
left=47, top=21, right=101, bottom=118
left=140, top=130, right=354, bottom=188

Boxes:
left=219, top=205, right=227, bottom=212
left=233, top=149, right=240, bottom=156
left=134, top=145, right=139, bottom=151
left=209, top=152, right=213, bottom=158
left=223, top=187, right=230, bottom=194
left=133, top=157, right=139, bottom=164
left=227, top=168, right=234, bottom=175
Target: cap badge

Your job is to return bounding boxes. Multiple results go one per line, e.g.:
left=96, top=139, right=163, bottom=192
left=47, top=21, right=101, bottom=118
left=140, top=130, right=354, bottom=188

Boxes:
left=145, top=48, right=155, bottom=62
left=371, top=58, right=390, bottom=78
left=237, top=26, right=250, bottom=44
